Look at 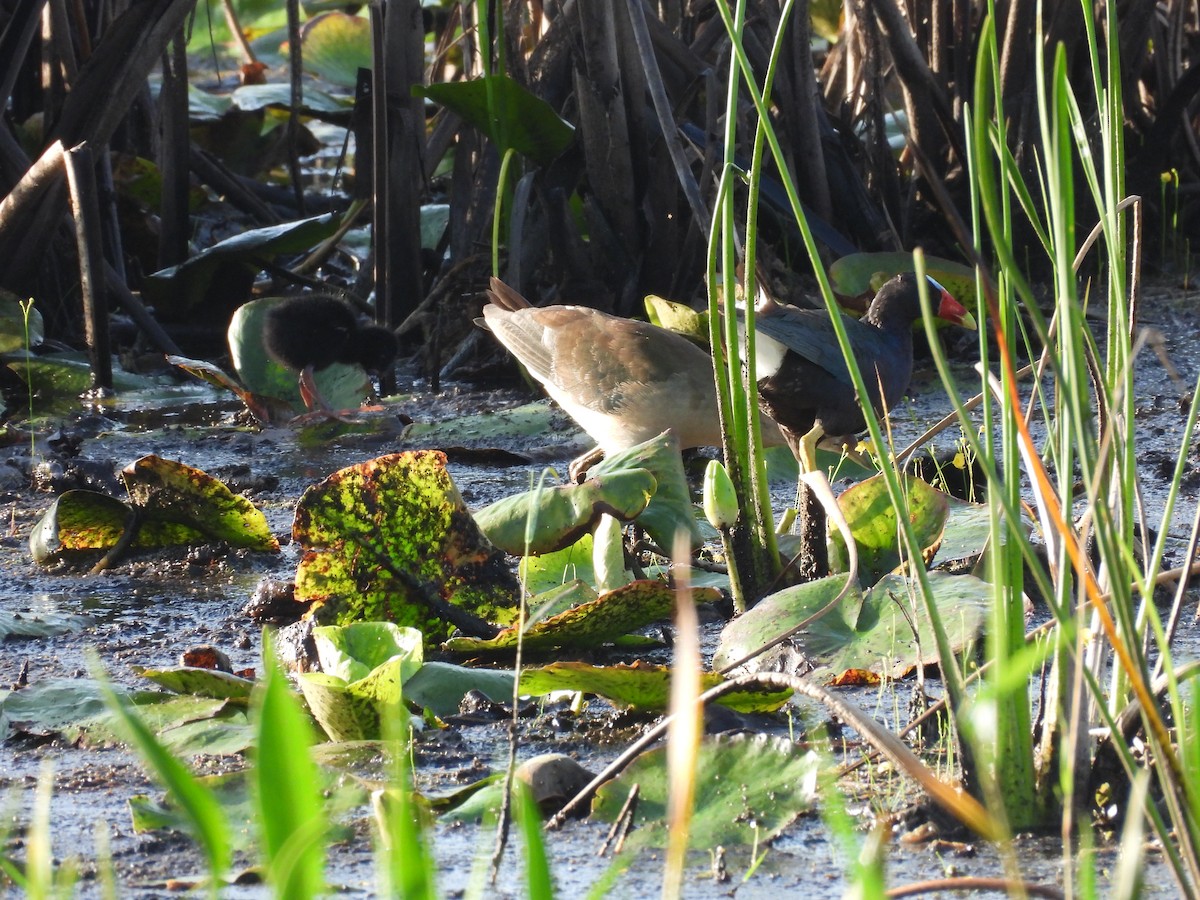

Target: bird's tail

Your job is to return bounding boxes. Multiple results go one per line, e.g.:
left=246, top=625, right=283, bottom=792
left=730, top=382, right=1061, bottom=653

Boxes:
left=486, top=277, right=533, bottom=312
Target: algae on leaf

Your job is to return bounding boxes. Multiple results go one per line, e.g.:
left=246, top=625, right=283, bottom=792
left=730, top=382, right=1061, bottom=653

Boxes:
left=291, top=452, right=518, bottom=642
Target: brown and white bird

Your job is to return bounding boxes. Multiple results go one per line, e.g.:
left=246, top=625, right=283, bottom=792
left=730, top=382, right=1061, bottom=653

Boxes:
left=481, top=277, right=784, bottom=478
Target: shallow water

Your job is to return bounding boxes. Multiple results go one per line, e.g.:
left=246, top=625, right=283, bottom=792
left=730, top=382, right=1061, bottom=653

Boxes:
left=1, top=283, right=1198, bottom=896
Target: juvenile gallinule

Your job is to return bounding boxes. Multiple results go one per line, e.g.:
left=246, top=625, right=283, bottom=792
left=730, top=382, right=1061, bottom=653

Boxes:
left=262, top=295, right=397, bottom=415
left=481, top=278, right=785, bottom=479
left=750, top=271, right=975, bottom=577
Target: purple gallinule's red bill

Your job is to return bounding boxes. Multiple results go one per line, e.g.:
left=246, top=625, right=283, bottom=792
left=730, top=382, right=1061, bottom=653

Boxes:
left=263, top=295, right=397, bottom=416
left=481, top=278, right=786, bottom=480
left=750, top=272, right=975, bottom=578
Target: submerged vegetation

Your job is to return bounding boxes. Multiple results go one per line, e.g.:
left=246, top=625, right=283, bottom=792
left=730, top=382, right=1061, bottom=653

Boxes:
left=2, top=0, right=1200, bottom=896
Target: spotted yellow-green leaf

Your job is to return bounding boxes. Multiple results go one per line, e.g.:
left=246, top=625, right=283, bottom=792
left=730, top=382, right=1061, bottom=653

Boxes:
left=443, top=580, right=719, bottom=653
left=132, top=666, right=255, bottom=701
left=29, top=490, right=206, bottom=565
left=292, top=451, right=518, bottom=642
left=121, top=455, right=279, bottom=552
left=519, top=661, right=791, bottom=713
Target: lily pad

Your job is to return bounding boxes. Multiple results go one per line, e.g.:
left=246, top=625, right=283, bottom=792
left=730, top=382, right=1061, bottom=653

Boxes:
left=518, top=539, right=601, bottom=597
left=829, top=252, right=978, bottom=301
left=443, top=580, right=719, bottom=653
left=474, top=468, right=656, bottom=556
left=0, top=610, right=84, bottom=640
left=29, top=489, right=202, bottom=564
left=403, top=661, right=515, bottom=717
left=519, top=661, right=791, bottom=713
left=643, top=295, right=709, bottom=343
left=591, top=432, right=702, bottom=551
left=591, top=735, right=821, bottom=848
left=230, top=83, right=351, bottom=116
left=403, top=400, right=576, bottom=452
left=714, top=572, right=988, bottom=680
left=830, top=474, right=949, bottom=584
left=142, top=214, right=342, bottom=320
left=122, top=455, right=279, bottom=551
left=132, top=666, right=255, bottom=701
left=291, top=451, right=519, bottom=642
left=30, top=456, right=279, bottom=565
left=416, top=75, right=574, bottom=165
left=300, top=11, right=371, bottom=88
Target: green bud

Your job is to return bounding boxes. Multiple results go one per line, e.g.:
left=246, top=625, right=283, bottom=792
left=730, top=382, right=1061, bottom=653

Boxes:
left=702, top=460, right=738, bottom=530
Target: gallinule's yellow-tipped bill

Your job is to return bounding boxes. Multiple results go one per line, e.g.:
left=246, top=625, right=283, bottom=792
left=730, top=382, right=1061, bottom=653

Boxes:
left=262, top=295, right=397, bottom=416
left=481, top=278, right=785, bottom=480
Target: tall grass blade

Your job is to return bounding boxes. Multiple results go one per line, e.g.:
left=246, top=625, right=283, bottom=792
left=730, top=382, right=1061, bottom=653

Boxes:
left=254, top=631, right=326, bottom=899
left=515, top=782, right=553, bottom=900
left=97, top=664, right=230, bottom=895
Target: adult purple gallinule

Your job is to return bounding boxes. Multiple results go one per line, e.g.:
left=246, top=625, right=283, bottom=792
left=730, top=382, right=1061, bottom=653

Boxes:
left=481, top=278, right=786, bottom=479
left=750, top=271, right=975, bottom=577
left=262, top=295, right=397, bottom=415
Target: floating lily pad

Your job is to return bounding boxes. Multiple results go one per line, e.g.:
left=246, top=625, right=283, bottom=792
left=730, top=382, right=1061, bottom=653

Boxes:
left=519, top=661, right=791, bottom=713
left=443, top=580, right=719, bottom=654
left=474, top=468, right=656, bottom=556
left=300, top=11, right=371, bottom=88
left=230, top=82, right=351, bottom=115
left=29, top=456, right=278, bottom=565
left=403, top=400, right=576, bottom=453
left=0, top=610, right=84, bottom=640
left=830, top=474, right=949, bottom=584
left=403, top=661, right=515, bottom=717
left=714, top=572, right=988, bottom=680
left=931, top=498, right=1026, bottom=566
left=0, top=678, right=248, bottom=752
left=591, top=735, right=821, bottom=848
left=121, top=455, right=279, bottom=551
left=292, top=451, right=519, bottom=641
left=133, top=666, right=255, bottom=701
left=142, top=214, right=342, bottom=320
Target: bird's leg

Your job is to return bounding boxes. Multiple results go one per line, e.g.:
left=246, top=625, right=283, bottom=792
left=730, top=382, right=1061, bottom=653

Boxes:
left=793, top=423, right=829, bottom=582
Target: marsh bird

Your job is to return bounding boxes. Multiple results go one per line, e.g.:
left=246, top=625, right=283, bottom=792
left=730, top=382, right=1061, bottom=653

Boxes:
left=749, top=271, right=976, bottom=577
left=480, top=277, right=786, bottom=480
left=262, top=295, right=397, bottom=415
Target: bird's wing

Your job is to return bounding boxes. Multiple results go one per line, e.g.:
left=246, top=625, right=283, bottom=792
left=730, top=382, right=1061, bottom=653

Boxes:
left=751, top=308, right=898, bottom=388
left=484, top=305, right=711, bottom=408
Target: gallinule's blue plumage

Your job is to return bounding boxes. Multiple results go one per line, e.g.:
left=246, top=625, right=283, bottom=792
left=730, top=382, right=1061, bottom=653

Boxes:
left=752, top=271, right=974, bottom=469
left=750, top=271, right=975, bottom=579
left=262, top=295, right=397, bottom=414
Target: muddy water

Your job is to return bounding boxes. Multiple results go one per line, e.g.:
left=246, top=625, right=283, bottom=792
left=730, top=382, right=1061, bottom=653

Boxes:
left=1, top=286, right=1198, bottom=896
